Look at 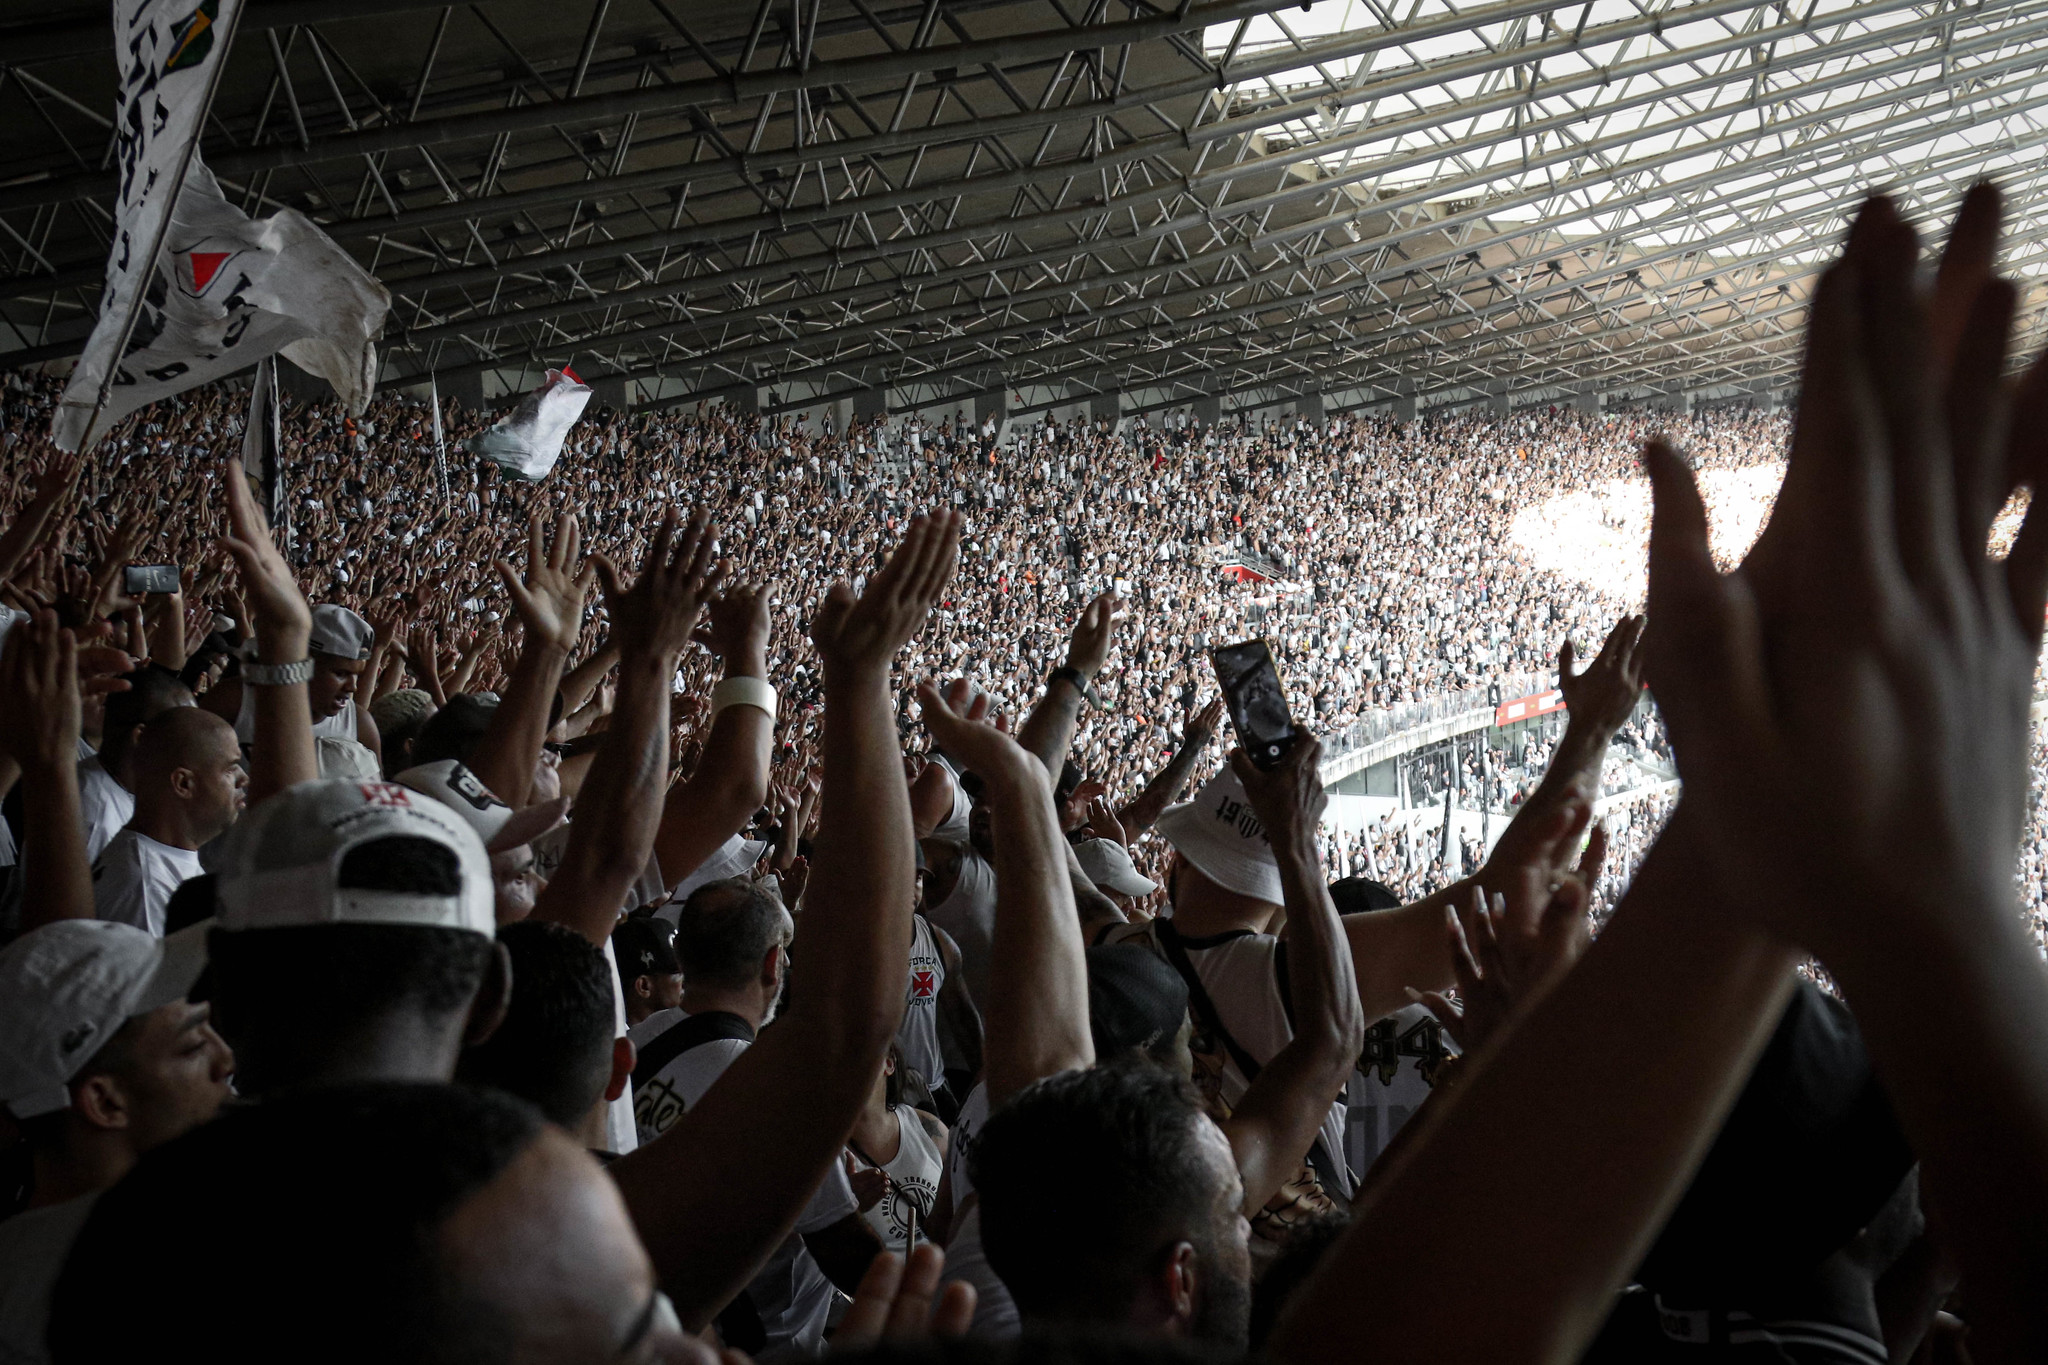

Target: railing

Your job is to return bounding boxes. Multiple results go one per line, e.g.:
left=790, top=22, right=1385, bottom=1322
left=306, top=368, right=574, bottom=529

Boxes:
left=1323, top=670, right=1547, bottom=761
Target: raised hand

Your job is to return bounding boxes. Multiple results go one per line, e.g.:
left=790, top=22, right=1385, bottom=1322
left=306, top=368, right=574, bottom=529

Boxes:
left=220, top=457, right=312, bottom=657
left=1188, top=694, right=1226, bottom=741
left=494, top=509, right=592, bottom=654
left=914, top=676, right=1031, bottom=784
left=1556, top=613, right=1645, bottom=736
left=1410, top=888, right=1516, bottom=1053
left=0, top=610, right=82, bottom=776
left=1065, top=588, right=1125, bottom=679
left=812, top=512, right=961, bottom=677
left=1084, top=795, right=1128, bottom=847
left=694, top=578, right=773, bottom=669
left=592, top=508, right=719, bottom=666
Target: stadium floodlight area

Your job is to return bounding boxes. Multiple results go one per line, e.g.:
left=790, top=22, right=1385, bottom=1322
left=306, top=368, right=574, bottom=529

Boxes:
left=3, top=0, right=2046, bottom=418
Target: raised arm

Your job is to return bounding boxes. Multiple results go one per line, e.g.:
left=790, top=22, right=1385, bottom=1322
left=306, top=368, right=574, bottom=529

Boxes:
left=221, top=460, right=317, bottom=802
left=1116, top=696, right=1222, bottom=835
left=1015, top=589, right=1120, bottom=777
left=1225, top=737, right=1366, bottom=1214
left=531, top=510, right=716, bottom=945
left=610, top=512, right=960, bottom=1331
left=918, top=678, right=1091, bottom=1106
left=1273, top=818, right=1796, bottom=1365
left=1641, top=189, right=2048, bottom=1364
left=0, top=612, right=97, bottom=929
left=470, top=510, right=591, bottom=807
left=649, top=582, right=775, bottom=893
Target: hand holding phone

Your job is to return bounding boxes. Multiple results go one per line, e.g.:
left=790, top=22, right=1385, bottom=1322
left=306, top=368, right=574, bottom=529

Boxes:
left=1210, top=638, right=1298, bottom=770
left=124, top=564, right=181, bottom=596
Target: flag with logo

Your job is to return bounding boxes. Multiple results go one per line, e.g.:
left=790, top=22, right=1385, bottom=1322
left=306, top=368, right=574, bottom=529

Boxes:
left=467, top=367, right=592, bottom=481
left=53, top=152, right=391, bottom=451
left=51, top=0, right=241, bottom=450
left=52, top=0, right=391, bottom=450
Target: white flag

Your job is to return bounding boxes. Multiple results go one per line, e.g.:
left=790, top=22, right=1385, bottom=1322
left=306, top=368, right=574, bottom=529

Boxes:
left=51, top=0, right=242, bottom=450
left=242, top=354, right=284, bottom=533
left=468, top=367, right=592, bottom=481
left=53, top=152, right=390, bottom=450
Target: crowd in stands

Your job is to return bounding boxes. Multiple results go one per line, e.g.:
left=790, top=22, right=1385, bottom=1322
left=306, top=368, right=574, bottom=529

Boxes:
left=1, top=189, right=2047, bottom=1365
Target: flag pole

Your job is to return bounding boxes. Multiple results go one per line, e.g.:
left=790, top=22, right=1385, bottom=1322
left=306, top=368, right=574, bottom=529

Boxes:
left=429, top=374, right=451, bottom=504
left=71, top=0, right=249, bottom=454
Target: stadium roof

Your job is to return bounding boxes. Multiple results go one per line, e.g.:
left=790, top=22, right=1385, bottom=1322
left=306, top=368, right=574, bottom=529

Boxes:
left=4, top=0, right=2047, bottom=420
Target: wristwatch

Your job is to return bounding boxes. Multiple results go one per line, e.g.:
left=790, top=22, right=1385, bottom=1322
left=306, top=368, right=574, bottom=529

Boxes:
left=1047, top=665, right=1095, bottom=703
left=242, top=658, right=315, bottom=686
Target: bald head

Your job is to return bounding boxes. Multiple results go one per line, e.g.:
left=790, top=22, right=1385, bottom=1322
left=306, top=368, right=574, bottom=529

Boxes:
left=130, top=708, right=246, bottom=845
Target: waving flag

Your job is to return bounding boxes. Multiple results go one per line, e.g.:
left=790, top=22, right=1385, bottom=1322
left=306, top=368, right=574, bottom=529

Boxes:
left=468, top=367, right=592, bottom=481
left=52, top=0, right=390, bottom=451
left=53, top=153, right=391, bottom=450
left=52, top=0, right=243, bottom=450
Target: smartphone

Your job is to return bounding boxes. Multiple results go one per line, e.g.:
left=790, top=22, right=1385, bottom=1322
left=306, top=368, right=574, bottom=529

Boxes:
left=1210, top=638, right=1298, bottom=770
left=124, top=564, right=180, bottom=596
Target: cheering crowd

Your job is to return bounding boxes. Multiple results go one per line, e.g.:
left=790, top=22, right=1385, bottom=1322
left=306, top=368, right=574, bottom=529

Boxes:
left=2, top=189, right=2048, bottom=1365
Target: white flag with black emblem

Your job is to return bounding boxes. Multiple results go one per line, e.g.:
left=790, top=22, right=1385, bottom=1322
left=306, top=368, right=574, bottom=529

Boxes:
left=53, top=147, right=390, bottom=451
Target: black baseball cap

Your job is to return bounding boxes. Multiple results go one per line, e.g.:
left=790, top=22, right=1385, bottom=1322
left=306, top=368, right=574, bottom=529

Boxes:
left=1086, top=945, right=1189, bottom=1058
left=611, top=917, right=680, bottom=979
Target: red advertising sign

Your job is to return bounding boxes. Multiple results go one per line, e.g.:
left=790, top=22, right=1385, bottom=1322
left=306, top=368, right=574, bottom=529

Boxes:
left=1494, top=688, right=1565, bottom=727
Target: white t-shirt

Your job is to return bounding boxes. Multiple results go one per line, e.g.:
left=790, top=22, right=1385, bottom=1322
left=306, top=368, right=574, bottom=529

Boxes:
left=91, top=829, right=203, bottom=937
left=1346, top=1002, right=1454, bottom=1176
left=926, top=847, right=997, bottom=1008
left=1102, top=922, right=1353, bottom=1197
left=629, top=1008, right=858, bottom=1357
left=848, top=1106, right=943, bottom=1249
left=896, top=915, right=946, bottom=1092
left=598, top=935, right=637, bottom=1158
left=935, top=1084, right=1020, bottom=1338
left=77, top=758, right=133, bottom=865
left=0, top=1194, right=98, bottom=1365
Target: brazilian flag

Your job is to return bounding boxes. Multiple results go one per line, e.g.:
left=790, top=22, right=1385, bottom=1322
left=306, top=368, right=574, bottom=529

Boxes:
left=164, top=0, right=219, bottom=74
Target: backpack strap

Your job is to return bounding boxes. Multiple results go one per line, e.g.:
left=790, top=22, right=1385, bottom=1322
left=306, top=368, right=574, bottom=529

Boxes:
left=1154, top=920, right=1266, bottom=1084
left=631, top=1010, right=757, bottom=1094
left=1155, top=922, right=1352, bottom=1197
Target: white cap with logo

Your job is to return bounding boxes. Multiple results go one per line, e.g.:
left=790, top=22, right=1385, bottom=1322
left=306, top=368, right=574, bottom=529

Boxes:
left=395, top=759, right=569, bottom=854
left=213, top=778, right=496, bottom=936
left=1154, top=767, right=1283, bottom=905
left=0, top=920, right=211, bottom=1118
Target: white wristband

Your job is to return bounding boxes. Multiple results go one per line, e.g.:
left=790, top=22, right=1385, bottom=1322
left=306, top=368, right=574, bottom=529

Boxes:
left=711, top=675, right=778, bottom=721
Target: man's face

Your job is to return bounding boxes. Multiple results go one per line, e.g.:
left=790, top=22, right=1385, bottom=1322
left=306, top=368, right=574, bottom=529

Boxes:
left=1186, top=1114, right=1253, bottom=1348
left=490, top=845, right=541, bottom=924
left=186, top=723, right=249, bottom=838
left=308, top=655, right=366, bottom=719
left=105, top=1001, right=236, bottom=1151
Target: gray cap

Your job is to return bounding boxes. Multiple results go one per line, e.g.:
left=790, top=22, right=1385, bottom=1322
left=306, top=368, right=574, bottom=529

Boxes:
left=0, top=920, right=210, bottom=1118
left=308, top=604, right=373, bottom=661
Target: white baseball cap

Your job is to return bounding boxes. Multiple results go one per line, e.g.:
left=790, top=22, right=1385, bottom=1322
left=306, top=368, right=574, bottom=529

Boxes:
left=1075, top=837, right=1159, bottom=897
left=394, top=760, right=569, bottom=854
left=0, top=920, right=211, bottom=1118
left=213, top=778, right=495, bottom=936
left=1154, top=768, right=1283, bottom=905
